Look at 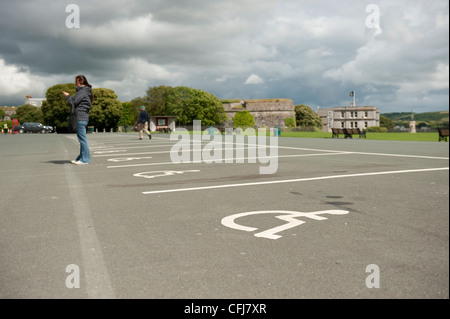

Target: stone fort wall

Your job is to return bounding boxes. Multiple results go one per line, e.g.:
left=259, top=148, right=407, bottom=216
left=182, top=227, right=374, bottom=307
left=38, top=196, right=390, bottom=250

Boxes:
left=222, top=99, right=295, bottom=128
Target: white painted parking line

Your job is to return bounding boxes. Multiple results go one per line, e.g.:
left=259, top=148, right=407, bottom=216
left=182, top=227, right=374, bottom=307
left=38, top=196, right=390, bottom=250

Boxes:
left=107, top=157, right=153, bottom=162
left=105, top=147, right=448, bottom=168
left=94, top=150, right=127, bottom=154
left=96, top=141, right=449, bottom=160
left=95, top=150, right=177, bottom=157
left=106, top=152, right=352, bottom=168
left=343, top=151, right=449, bottom=160
left=236, top=144, right=449, bottom=160
left=98, top=142, right=170, bottom=146
left=96, top=143, right=189, bottom=150
left=96, top=146, right=256, bottom=158
left=142, top=167, right=449, bottom=195
left=108, top=161, right=180, bottom=168
left=90, top=146, right=117, bottom=150
left=98, top=136, right=169, bottom=142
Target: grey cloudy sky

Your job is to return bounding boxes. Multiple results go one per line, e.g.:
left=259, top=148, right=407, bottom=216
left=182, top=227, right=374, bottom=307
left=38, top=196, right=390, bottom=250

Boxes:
left=0, top=0, right=448, bottom=113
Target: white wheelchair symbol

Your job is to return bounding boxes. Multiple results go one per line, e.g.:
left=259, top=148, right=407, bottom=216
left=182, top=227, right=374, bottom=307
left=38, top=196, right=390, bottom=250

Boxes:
left=134, top=170, right=200, bottom=179
left=221, top=210, right=349, bottom=240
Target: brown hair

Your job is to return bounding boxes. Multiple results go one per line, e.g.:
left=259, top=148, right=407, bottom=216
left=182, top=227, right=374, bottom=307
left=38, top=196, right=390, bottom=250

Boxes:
left=75, top=75, right=94, bottom=103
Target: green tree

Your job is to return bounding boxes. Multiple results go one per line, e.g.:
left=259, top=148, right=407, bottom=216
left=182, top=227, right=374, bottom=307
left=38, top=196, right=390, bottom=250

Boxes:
left=164, top=86, right=193, bottom=124
left=380, top=114, right=394, bottom=130
left=0, top=109, right=5, bottom=119
left=395, top=120, right=408, bottom=128
left=41, top=83, right=76, bottom=130
left=89, top=88, right=123, bottom=130
left=118, top=102, right=138, bottom=129
left=15, top=104, right=45, bottom=123
left=42, top=84, right=123, bottom=131
left=146, top=85, right=175, bottom=116
left=294, top=104, right=322, bottom=127
left=129, top=96, right=148, bottom=124
left=284, top=117, right=295, bottom=127
left=233, top=110, right=255, bottom=128
left=144, top=86, right=228, bottom=126
left=182, top=88, right=228, bottom=126
left=417, top=122, right=428, bottom=128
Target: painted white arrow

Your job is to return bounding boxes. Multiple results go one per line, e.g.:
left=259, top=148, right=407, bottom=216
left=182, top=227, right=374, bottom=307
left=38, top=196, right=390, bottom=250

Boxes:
left=221, top=210, right=349, bottom=239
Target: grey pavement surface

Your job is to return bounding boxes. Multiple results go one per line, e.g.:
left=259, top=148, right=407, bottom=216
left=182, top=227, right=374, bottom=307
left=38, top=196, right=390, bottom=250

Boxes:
left=0, top=132, right=448, bottom=299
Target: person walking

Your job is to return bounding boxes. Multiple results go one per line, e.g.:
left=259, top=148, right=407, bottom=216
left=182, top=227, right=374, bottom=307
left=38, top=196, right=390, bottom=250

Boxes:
left=138, top=105, right=152, bottom=140
left=2, top=122, right=8, bottom=135
left=63, top=75, right=93, bottom=165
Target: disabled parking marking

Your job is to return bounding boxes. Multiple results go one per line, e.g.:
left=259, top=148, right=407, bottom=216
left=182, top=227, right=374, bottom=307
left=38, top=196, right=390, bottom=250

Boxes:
left=133, top=170, right=200, bottom=179
left=221, top=210, right=349, bottom=240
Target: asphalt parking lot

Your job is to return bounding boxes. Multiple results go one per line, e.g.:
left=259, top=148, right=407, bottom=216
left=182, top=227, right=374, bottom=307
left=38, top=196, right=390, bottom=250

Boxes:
left=0, top=132, right=448, bottom=299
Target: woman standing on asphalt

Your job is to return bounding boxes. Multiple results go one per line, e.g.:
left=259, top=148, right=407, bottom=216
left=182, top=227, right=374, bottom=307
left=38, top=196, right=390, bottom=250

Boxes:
left=63, top=75, right=93, bottom=165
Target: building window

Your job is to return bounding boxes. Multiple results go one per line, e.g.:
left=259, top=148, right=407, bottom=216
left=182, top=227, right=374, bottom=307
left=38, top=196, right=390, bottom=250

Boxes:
left=365, top=111, right=368, bottom=117
left=365, top=122, right=368, bottom=128
left=341, top=122, right=344, bottom=128
left=354, top=122, right=358, bottom=128
left=341, top=111, right=345, bottom=118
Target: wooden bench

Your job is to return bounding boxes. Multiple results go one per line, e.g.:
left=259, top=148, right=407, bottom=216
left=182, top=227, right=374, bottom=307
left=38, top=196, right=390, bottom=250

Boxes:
left=438, top=128, right=449, bottom=142
left=332, top=128, right=346, bottom=138
left=332, top=128, right=366, bottom=138
left=345, top=128, right=366, bottom=139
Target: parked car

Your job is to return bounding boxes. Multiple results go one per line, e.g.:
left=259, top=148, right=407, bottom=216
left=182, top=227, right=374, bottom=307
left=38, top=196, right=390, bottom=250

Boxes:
left=13, top=122, right=52, bottom=134
left=43, top=125, right=53, bottom=133
left=13, top=125, right=25, bottom=134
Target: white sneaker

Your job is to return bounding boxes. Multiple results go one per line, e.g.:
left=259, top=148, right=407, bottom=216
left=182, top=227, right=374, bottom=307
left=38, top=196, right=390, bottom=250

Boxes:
left=73, top=160, right=89, bottom=165
left=71, top=160, right=77, bottom=164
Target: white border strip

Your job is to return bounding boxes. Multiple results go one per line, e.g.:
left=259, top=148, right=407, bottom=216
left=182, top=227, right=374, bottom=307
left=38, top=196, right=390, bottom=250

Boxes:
left=142, top=167, right=449, bottom=195
left=61, top=141, right=115, bottom=298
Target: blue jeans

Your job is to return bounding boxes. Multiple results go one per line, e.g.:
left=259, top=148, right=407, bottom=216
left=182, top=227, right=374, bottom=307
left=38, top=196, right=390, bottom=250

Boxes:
left=76, top=121, right=90, bottom=163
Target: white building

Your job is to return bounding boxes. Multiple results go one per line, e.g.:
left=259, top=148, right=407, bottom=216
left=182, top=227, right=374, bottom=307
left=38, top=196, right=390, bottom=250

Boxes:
left=317, top=106, right=380, bottom=132
left=25, top=95, right=45, bottom=107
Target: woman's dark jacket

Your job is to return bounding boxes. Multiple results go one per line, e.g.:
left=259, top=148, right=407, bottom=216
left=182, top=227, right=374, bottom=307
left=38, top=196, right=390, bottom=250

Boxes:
left=66, top=86, right=92, bottom=122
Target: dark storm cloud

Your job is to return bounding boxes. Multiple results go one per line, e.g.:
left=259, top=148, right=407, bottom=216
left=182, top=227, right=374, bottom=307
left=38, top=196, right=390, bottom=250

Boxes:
left=0, top=0, right=448, bottom=112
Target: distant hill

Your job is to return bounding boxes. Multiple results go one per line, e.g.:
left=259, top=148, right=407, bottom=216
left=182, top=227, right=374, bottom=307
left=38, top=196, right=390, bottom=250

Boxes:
left=382, top=111, right=449, bottom=122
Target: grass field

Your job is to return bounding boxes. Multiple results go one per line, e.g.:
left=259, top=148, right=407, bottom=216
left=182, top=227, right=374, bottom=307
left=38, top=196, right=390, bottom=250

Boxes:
left=154, top=129, right=446, bottom=142
left=280, top=131, right=445, bottom=142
